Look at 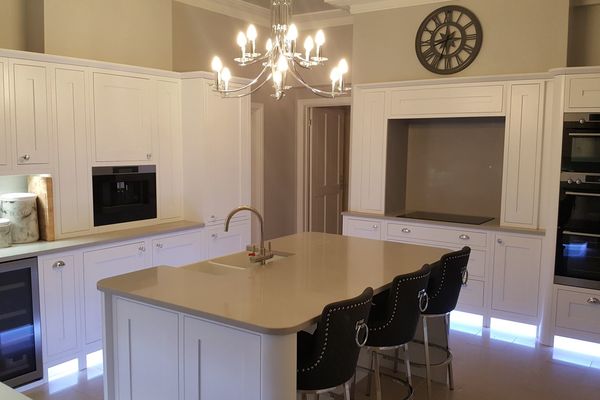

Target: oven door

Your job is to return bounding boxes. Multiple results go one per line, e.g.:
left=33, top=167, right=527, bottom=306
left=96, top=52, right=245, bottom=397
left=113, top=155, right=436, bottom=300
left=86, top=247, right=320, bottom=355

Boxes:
left=562, top=123, right=600, bottom=172
left=556, top=187, right=600, bottom=289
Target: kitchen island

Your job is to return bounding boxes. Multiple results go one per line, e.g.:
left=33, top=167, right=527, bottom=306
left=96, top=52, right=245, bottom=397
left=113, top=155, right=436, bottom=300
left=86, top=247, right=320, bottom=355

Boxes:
left=98, top=232, right=448, bottom=400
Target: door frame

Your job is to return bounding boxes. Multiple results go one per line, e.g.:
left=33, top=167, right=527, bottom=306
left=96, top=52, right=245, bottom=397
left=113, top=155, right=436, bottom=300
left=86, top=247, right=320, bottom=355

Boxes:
left=251, top=102, right=265, bottom=243
left=296, top=97, right=352, bottom=233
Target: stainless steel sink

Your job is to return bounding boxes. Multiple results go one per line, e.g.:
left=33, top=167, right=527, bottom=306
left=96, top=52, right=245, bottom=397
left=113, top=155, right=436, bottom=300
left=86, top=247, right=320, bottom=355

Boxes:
left=207, top=251, right=294, bottom=270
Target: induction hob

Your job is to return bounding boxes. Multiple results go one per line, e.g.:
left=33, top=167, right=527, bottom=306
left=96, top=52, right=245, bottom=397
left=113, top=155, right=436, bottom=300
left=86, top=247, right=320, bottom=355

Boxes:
left=398, top=211, right=494, bottom=225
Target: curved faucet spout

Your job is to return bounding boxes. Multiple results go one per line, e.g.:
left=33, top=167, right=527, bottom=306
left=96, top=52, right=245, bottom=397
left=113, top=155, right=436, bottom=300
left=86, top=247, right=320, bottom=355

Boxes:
left=225, top=205, right=265, bottom=257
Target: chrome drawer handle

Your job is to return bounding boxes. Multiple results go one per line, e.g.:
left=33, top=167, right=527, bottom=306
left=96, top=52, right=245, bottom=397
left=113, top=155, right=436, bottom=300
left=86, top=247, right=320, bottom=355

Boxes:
left=155, top=243, right=164, bottom=249
left=587, top=297, right=600, bottom=305
left=401, top=228, right=411, bottom=233
left=138, top=245, right=146, bottom=252
left=146, top=153, right=152, bottom=160
left=52, top=260, right=66, bottom=270
left=459, top=234, right=470, bottom=240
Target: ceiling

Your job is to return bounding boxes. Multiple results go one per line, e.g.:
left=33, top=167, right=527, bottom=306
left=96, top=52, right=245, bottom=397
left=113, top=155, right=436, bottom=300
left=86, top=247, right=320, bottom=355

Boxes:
left=241, top=0, right=337, bottom=14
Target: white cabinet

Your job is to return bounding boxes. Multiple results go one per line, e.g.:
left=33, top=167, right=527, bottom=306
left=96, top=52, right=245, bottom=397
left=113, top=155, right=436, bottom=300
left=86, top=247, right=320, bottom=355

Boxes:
left=181, top=78, right=251, bottom=224
left=565, top=74, right=600, bottom=112
left=39, top=253, right=80, bottom=359
left=501, top=82, right=544, bottom=229
left=10, top=60, right=51, bottom=165
left=114, top=298, right=179, bottom=400
left=82, top=241, right=151, bottom=345
left=183, top=315, right=261, bottom=400
left=0, top=58, right=9, bottom=170
left=92, top=72, right=154, bottom=162
left=205, top=221, right=250, bottom=259
left=555, top=286, right=600, bottom=342
left=156, top=80, right=183, bottom=220
left=54, top=67, right=91, bottom=235
left=349, top=88, right=387, bottom=214
left=152, top=230, right=205, bottom=267
left=492, top=233, right=542, bottom=318
left=342, top=217, right=382, bottom=240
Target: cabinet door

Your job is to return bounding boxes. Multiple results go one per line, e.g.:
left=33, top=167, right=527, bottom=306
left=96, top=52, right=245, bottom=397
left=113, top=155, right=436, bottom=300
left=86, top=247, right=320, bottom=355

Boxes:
left=83, top=241, right=150, bottom=345
left=342, top=217, right=382, bottom=240
left=200, top=81, right=250, bottom=222
left=492, top=234, right=542, bottom=317
left=0, top=58, right=9, bottom=169
left=501, top=82, right=544, bottom=228
left=55, top=68, right=91, bottom=234
left=205, top=222, right=250, bottom=259
left=40, top=254, right=79, bottom=358
left=152, top=230, right=206, bottom=267
left=115, top=298, right=179, bottom=400
left=349, top=89, right=387, bottom=213
left=156, top=80, right=183, bottom=220
left=92, top=72, right=153, bottom=162
left=566, top=75, right=600, bottom=112
left=11, top=61, right=50, bottom=165
left=183, top=316, right=260, bottom=400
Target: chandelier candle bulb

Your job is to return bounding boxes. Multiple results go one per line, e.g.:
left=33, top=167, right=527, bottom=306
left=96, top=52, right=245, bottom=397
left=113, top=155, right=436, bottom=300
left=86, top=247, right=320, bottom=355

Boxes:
left=287, top=24, right=298, bottom=54
left=221, top=67, right=231, bottom=91
left=237, top=31, right=247, bottom=59
left=266, top=38, right=273, bottom=52
left=211, top=56, right=223, bottom=88
left=247, top=25, right=257, bottom=55
left=304, top=36, right=314, bottom=62
left=330, top=67, right=340, bottom=92
left=315, top=30, right=325, bottom=59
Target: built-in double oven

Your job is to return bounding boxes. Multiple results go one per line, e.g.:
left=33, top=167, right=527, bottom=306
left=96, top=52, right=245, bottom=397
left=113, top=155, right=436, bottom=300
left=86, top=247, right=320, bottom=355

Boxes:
left=555, top=114, right=600, bottom=289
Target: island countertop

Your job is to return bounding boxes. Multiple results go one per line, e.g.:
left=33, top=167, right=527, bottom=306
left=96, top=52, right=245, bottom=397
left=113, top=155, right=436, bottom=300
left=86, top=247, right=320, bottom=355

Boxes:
left=98, top=232, right=448, bottom=335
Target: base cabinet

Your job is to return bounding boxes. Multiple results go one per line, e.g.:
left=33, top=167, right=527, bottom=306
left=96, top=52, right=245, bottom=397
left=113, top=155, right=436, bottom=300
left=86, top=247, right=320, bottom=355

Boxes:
left=183, top=316, right=261, bottom=400
left=554, top=285, right=600, bottom=343
left=152, top=230, right=205, bottom=267
left=342, top=217, right=382, bottom=240
left=114, top=298, right=179, bottom=400
left=39, top=253, right=80, bottom=360
left=205, top=221, right=251, bottom=259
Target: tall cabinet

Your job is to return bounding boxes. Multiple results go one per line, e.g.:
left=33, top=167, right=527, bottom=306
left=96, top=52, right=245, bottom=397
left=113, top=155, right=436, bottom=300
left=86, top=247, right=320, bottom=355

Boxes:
left=0, top=58, right=9, bottom=171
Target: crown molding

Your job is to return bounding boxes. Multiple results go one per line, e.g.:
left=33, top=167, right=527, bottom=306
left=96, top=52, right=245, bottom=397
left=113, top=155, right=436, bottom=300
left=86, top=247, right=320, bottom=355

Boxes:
left=175, top=0, right=353, bottom=28
left=325, top=0, right=450, bottom=14
left=571, top=0, right=600, bottom=6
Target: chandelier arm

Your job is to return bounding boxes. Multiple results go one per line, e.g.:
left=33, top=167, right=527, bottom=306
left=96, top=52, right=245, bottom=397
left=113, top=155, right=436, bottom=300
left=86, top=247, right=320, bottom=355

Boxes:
left=291, top=57, right=312, bottom=70
left=236, top=53, right=271, bottom=67
left=288, top=64, right=337, bottom=98
left=216, top=64, right=271, bottom=94
left=221, top=72, right=274, bottom=98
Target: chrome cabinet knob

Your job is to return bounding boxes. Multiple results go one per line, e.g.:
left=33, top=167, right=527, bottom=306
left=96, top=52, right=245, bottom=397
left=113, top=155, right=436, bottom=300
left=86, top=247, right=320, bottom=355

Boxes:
left=146, top=153, right=152, bottom=160
left=459, top=234, right=470, bottom=240
left=567, top=179, right=574, bottom=184
left=155, top=243, right=163, bottom=249
left=52, top=260, right=66, bottom=270
left=497, top=238, right=503, bottom=244
left=587, top=297, right=600, bottom=305
left=372, top=224, right=378, bottom=229
left=576, top=179, right=582, bottom=185
left=211, top=233, right=218, bottom=239
left=401, top=228, right=411, bottom=233
left=138, top=245, right=146, bottom=252
left=22, top=154, right=31, bottom=161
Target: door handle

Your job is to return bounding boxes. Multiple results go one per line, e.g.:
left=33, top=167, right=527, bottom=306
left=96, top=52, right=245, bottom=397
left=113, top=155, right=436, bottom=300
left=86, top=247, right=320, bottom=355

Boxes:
left=401, top=228, right=411, bottom=233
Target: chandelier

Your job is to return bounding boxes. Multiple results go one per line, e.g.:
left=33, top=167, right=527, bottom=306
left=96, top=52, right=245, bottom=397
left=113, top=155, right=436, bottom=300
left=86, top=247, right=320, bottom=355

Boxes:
left=210, top=0, right=351, bottom=100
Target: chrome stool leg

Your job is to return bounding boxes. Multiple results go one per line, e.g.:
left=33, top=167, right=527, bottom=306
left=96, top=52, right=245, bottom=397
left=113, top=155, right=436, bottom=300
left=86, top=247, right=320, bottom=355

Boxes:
left=366, top=350, right=374, bottom=396
left=444, top=313, right=454, bottom=390
left=394, top=348, right=400, bottom=373
left=344, top=381, right=352, bottom=400
left=373, top=351, right=383, bottom=400
left=404, top=343, right=412, bottom=386
left=423, top=316, right=432, bottom=399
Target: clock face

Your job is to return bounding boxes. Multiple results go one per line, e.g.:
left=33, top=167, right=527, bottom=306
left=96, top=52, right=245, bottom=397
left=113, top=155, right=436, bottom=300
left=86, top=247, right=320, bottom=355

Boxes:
left=415, top=5, right=483, bottom=74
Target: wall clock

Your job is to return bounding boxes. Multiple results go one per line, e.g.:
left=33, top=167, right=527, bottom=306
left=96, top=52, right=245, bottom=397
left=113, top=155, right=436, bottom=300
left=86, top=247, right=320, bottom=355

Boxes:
left=415, top=5, right=483, bottom=74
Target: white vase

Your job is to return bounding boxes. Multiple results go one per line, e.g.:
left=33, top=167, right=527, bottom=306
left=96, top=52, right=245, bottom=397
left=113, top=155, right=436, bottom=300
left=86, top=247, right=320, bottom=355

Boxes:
left=0, top=193, right=39, bottom=243
left=0, top=218, right=11, bottom=248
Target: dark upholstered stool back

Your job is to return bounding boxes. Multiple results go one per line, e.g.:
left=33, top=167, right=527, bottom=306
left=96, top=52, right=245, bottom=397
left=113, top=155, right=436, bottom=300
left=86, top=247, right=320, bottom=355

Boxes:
left=423, top=247, right=471, bottom=315
left=297, top=287, right=373, bottom=391
left=366, top=265, right=431, bottom=348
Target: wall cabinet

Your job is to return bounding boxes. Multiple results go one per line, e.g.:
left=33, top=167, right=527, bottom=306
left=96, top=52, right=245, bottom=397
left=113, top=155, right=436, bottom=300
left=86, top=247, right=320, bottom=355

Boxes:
left=0, top=58, right=9, bottom=170
left=10, top=60, right=51, bottom=166
left=156, top=80, right=183, bottom=220
left=565, top=74, right=600, bottom=112
left=205, top=221, right=251, bottom=259
left=54, top=67, right=91, bottom=235
left=152, top=230, right=205, bottom=267
left=114, top=298, right=180, bottom=400
left=183, top=315, right=261, bottom=400
left=82, top=241, right=151, bottom=345
left=491, top=233, right=542, bottom=318
left=501, top=82, right=545, bottom=229
left=39, top=253, right=80, bottom=359
left=92, top=72, right=154, bottom=163
left=349, top=88, right=387, bottom=213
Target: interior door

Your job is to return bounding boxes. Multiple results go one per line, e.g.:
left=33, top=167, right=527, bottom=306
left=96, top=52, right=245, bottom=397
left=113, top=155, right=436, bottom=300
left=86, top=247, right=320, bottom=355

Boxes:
left=309, top=107, right=346, bottom=234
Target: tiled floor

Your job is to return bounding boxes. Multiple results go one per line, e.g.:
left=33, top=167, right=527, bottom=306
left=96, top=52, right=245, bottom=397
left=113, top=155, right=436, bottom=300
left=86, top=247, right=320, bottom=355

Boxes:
left=23, top=326, right=600, bottom=400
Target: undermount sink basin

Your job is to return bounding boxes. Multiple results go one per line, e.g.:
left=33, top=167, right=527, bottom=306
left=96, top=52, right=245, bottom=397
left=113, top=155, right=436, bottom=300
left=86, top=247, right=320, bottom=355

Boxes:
left=207, top=251, right=294, bottom=270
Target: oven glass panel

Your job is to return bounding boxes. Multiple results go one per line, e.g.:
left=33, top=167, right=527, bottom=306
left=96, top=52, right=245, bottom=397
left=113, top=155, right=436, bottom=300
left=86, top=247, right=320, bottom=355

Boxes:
left=0, top=268, right=37, bottom=383
left=570, top=135, right=600, bottom=164
left=556, top=232, right=600, bottom=282
left=558, top=189, right=600, bottom=233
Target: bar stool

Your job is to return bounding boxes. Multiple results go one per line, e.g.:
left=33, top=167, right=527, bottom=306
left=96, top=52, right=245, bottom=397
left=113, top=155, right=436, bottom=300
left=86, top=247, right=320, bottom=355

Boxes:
left=297, top=287, right=373, bottom=400
left=363, top=265, right=431, bottom=400
left=418, top=247, right=470, bottom=397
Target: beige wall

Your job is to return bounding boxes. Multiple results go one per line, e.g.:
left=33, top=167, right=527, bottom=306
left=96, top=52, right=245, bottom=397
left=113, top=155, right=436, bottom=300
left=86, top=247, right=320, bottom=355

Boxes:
left=352, top=0, right=570, bottom=83
left=44, top=0, right=172, bottom=70
left=568, top=4, right=600, bottom=67
left=0, top=0, right=28, bottom=51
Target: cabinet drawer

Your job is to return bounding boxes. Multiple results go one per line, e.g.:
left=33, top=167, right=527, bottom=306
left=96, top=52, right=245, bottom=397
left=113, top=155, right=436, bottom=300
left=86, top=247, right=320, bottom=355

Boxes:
left=342, top=218, right=382, bottom=240
left=556, top=289, right=600, bottom=335
left=566, top=75, right=600, bottom=111
left=386, top=222, right=487, bottom=248
left=388, top=84, right=504, bottom=117
left=466, top=249, right=485, bottom=279
left=457, top=279, right=484, bottom=309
